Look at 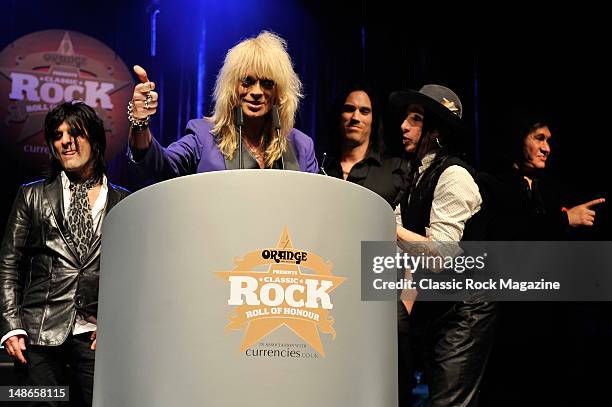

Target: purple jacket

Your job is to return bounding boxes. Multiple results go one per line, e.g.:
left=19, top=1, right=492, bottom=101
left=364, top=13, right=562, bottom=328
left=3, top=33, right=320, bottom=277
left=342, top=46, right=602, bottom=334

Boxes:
left=133, top=119, right=318, bottom=179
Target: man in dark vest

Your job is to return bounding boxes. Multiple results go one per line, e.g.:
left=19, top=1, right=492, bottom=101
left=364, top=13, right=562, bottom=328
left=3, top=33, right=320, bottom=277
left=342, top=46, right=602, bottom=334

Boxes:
left=0, top=101, right=130, bottom=406
left=391, top=85, right=497, bottom=407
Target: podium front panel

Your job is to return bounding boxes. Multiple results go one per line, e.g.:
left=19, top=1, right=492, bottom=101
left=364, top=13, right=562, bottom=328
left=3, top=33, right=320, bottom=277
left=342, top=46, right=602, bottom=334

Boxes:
left=94, top=170, right=397, bottom=407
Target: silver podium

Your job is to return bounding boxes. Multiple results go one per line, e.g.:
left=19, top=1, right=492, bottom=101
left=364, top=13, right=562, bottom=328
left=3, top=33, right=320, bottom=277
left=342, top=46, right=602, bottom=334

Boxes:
left=93, top=170, right=397, bottom=407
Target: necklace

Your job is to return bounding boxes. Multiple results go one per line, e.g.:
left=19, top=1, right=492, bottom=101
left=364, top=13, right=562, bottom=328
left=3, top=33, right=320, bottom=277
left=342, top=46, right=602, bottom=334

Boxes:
left=244, top=136, right=265, bottom=163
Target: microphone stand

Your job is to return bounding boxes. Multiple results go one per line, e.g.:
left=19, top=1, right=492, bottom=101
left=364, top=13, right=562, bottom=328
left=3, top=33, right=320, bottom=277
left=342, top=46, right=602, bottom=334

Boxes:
left=272, top=105, right=282, bottom=169
left=234, top=106, right=244, bottom=169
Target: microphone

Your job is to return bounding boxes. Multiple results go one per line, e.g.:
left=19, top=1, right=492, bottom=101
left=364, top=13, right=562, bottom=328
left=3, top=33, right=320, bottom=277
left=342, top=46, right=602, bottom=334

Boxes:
left=234, top=106, right=244, bottom=169
left=234, top=105, right=244, bottom=127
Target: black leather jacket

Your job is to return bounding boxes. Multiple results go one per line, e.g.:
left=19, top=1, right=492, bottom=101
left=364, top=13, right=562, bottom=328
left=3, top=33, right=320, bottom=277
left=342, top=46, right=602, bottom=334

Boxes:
left=0, top=175, right=129, bottom=346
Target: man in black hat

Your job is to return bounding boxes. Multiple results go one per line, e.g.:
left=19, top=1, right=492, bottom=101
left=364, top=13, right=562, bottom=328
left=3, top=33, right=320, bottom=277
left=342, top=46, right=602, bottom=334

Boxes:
left=0, top=101, right=129, bottom=406
left=391, top=84, right=497, bottom=406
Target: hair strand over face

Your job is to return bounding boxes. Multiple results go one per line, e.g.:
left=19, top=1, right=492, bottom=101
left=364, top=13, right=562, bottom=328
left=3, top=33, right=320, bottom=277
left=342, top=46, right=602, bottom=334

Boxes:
left=44, top=101, right=107, bottom=179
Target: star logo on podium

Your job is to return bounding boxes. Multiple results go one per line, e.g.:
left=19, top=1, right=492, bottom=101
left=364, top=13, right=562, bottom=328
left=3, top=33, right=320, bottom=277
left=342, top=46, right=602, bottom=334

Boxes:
left=215, top=226, right=345, bottom=357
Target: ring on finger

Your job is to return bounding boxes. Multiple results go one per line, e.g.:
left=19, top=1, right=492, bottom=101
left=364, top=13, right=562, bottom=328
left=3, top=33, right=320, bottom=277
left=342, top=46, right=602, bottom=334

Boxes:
left=144, top=92, right=152, bottom=110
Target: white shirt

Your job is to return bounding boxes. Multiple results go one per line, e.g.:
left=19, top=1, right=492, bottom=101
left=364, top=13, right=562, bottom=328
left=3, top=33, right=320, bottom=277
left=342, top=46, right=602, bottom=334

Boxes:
left=1, top=172, right=108, bottom=345
left=395, top=152, right=482, bottom=241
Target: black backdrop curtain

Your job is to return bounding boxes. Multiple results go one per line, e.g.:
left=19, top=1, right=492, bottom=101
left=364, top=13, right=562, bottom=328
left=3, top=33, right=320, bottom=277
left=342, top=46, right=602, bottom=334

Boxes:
left=1, top=0, right=610, bottom=238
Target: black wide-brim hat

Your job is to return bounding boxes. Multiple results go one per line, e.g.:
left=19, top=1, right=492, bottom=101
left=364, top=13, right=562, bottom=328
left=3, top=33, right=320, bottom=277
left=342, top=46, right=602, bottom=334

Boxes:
left=389, top=84, right=466, bottom=134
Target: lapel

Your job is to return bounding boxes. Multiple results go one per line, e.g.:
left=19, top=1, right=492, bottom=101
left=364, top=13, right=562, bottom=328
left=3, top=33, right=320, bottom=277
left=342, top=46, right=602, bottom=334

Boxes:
left=277, top=141, right=300, bottom=171
left=105, top=183, right=123, bottom=213
left=45, top=176, right=124, bottom=266
left=84, top=182, right=123, bottom=264
left=43, top=176, right=80, bottom=262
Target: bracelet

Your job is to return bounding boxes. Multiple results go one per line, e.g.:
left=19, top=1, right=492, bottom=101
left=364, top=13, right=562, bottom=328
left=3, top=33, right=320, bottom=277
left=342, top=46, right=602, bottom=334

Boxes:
left=127, top=100, right=150, bottom=131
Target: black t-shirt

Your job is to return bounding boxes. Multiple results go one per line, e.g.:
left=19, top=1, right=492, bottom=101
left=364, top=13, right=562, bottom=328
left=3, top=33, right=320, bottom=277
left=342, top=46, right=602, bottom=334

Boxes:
left=322, top=150, right=409, bottom=207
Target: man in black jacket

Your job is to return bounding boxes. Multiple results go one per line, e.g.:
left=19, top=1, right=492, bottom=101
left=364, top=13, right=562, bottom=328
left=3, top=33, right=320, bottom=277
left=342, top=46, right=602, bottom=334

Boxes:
left=0, top=101, right=129, bottom=406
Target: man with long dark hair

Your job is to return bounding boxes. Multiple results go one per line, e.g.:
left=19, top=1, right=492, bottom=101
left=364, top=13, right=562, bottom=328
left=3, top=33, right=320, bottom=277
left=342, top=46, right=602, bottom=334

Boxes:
left=482, top=114, right=604, bottom=239
left=321, top=84, right=411, bottom=404
left=0, top=101, right=129, bottom=406
left=477, top=114, right=605, bottom=405
left=321, top=84, right=408, bottom=205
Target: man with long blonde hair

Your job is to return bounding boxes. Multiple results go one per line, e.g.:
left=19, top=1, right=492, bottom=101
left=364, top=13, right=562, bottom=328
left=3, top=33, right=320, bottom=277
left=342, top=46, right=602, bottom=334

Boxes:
left=128, top=31, right=317, bottom=176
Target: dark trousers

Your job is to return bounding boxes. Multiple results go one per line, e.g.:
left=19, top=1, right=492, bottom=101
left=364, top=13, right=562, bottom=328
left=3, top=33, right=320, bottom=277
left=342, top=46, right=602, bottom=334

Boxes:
left=14, top=332, right=95, bottom=407
left=413, top=300, right=498, bottom=407
left=398, top=301, right=414, bottom=407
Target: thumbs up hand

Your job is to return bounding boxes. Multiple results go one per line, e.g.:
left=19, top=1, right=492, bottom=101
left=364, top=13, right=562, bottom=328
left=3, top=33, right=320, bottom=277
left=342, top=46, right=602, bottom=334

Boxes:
left=130, top=65, right=158, bottom=120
